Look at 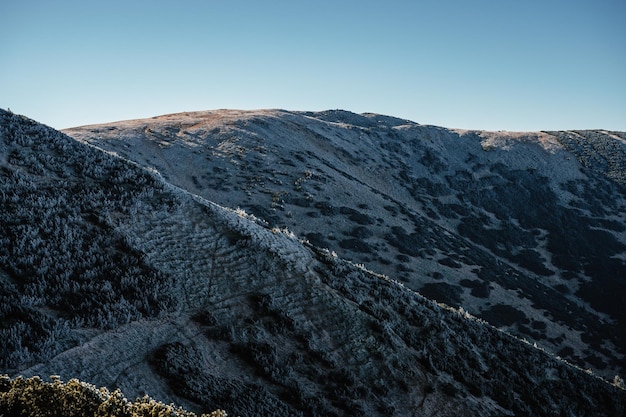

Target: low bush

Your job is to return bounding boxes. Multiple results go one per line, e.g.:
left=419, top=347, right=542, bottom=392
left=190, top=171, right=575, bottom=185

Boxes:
left=0, top=374, right=226, bottom=417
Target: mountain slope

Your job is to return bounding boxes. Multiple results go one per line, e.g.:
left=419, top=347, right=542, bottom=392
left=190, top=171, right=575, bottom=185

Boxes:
left=65, top=109, right=626, bottom=379
left=1, top=109, right=624, bottom=416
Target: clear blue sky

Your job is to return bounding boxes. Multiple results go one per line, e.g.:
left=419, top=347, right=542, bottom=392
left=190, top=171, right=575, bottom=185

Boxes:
left=1, top=0, right=624, bottom=131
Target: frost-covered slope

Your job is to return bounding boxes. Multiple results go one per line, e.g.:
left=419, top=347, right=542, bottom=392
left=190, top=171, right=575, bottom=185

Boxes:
left=1, top=109, right=624, bottom=416
left=65, top=109, right=626, bottom=380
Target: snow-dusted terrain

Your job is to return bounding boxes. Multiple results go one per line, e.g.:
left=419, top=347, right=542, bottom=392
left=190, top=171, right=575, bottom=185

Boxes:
left=66, top=109, right=626, bottom=379
left=1, top=108, right=625, bottom=416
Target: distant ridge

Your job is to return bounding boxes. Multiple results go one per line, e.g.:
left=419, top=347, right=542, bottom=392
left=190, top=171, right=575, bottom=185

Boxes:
left=66, top=109, right=626, bottom=378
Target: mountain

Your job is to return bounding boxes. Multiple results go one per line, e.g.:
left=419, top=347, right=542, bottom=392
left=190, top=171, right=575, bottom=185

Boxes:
left=1, top=108, right=624, bottom=416
left=65, top=109, right=626, bottom=379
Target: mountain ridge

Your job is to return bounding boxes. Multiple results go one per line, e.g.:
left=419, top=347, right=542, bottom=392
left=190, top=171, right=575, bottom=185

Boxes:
left=64, top=109, right=626, bottom=378
left=1, top=108, right=625, bottom=416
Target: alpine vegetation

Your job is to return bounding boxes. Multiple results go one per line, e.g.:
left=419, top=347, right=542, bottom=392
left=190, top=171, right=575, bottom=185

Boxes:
left=0, top=374, right=227, bottom=417
left=67, top=109, right=626, bottom=379
left=1, top=108, right=625, bottom=416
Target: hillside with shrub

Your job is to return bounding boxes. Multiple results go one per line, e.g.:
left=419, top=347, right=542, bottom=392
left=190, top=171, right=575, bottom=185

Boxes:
left=1, top=108, right=625, bottom=416
left=67, top=109, right=626, bottom=379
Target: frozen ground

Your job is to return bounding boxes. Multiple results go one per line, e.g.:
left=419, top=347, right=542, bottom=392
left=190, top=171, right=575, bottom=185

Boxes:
left=0, top=108, right=624, bottom=416
left=67, top=109, right=626, bottom=378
